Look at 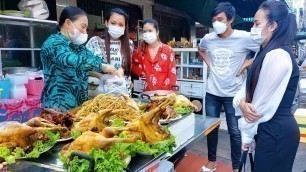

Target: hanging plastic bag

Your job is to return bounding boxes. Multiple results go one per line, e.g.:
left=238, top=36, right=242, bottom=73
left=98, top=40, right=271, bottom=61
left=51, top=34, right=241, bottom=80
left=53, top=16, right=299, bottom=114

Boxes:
left=97, top=74, right=128, bottom=96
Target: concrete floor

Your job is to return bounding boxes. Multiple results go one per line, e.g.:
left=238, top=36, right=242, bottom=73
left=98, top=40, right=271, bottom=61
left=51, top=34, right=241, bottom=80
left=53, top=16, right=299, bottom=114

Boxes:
left=187, top=113, right=306, bottom=172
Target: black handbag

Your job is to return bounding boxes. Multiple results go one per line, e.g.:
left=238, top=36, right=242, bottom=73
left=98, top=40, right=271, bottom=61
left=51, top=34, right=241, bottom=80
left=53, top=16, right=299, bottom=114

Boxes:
left=238, top=150, right=254, bottom=172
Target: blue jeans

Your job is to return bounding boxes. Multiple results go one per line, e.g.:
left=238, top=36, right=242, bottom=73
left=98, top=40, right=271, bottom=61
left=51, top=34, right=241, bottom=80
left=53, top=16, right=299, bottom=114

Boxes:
left=205, top=93, right=241, bottom=169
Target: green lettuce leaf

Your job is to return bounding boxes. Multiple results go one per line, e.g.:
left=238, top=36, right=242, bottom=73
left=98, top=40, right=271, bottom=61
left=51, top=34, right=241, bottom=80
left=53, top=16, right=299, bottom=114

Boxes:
left=61, top=147, right=127, bottom=172
left=71, top=131, right=82, bottom=139
left=111, top=118, right=125, bottom=127
left=174, top=106, right=191, bottom=114
left=70, top=156, right=90, bottom=172
left=0, top=130, right=60, bottom=163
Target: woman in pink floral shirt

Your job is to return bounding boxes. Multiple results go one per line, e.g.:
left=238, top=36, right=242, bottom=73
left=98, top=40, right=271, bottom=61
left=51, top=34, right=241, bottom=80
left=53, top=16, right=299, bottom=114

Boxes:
left=132, top=18, right=177, bottom=91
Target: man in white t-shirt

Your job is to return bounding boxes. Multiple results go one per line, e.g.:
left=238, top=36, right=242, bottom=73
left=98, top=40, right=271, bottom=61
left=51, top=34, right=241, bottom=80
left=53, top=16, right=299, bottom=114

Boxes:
left=198, top=2, right=259, bottom=172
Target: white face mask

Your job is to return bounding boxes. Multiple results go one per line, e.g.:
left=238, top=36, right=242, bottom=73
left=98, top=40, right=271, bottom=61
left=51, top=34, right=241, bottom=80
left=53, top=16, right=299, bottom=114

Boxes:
left=143, top=32, right=157, bottom=44
left=68, top=21, right=88, bottom=45
left=213, top=21, right=227, bottom=34
left=250, top=27, right=268, bottom=45
left=108, top=24, right=125, bottom=39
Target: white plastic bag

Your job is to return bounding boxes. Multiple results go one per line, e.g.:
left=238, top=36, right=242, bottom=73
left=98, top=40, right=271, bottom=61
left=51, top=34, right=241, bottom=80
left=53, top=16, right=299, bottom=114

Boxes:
left=97, top=74, right=128, bottom=96
left=18, top=0, right=49, bottom=19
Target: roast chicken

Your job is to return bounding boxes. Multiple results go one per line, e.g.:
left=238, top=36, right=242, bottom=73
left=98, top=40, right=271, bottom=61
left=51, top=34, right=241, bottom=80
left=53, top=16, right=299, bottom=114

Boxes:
left=0, top=123, right=64, bottom=149
left=124, top=96, right=175, bottom=144
left=26, top=117, right=70, bottom=138
left=61, top=129, right=136, bottom=156
left=72, top=109, right=112, bottom=133
left=118, top=93, right=139, bottom=111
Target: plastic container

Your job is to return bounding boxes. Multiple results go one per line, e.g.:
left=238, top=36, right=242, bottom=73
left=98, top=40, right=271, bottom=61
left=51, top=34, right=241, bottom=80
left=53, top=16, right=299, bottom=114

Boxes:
left=294, top=108, right=306, bottom=143
left=25, top=78, right=44, bottom=96
left=0, top=88, right=2, bottom=99
left=154, top=160, right=174, bottom=172
left=0, top=78, right=10, bottom=99
left=7, top=74, right=28, bottom=86
left=7, top=74, right=28, bottom=99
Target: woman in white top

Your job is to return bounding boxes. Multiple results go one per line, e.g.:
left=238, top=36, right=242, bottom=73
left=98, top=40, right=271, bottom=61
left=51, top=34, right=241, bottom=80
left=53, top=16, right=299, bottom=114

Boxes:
left=233, top=1, right=300, bottom=171
left=86, top=8, right=133, bottom=95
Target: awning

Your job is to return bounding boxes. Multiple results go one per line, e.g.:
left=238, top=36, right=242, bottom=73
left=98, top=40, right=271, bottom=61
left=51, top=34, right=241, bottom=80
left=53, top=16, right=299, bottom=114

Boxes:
left=155, top=0, right=266, bottom=28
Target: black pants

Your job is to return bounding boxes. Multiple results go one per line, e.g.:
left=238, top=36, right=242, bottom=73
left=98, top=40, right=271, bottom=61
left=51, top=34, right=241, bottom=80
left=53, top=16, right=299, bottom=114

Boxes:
left=205, top=93, right=241, bottom=169
left=254, top=115, right=300, bottom=172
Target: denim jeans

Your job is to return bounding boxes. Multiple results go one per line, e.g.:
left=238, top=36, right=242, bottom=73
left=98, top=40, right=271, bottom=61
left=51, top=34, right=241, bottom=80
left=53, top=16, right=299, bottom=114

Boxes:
left=205, top=93, right=241, bottom=169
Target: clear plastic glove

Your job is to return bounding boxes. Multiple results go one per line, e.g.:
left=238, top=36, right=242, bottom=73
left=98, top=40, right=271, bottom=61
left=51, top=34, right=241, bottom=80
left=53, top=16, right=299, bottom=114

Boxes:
left=101, top=64, right=116, bottom=75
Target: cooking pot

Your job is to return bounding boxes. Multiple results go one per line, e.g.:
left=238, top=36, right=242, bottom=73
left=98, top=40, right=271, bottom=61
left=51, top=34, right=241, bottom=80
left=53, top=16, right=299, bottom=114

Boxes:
left=138, top=85, right=180, bottom=103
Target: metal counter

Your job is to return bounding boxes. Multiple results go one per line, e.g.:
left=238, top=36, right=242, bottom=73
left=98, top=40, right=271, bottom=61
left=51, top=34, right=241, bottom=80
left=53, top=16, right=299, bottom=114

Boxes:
left=7, top=115, right=220, bottom=172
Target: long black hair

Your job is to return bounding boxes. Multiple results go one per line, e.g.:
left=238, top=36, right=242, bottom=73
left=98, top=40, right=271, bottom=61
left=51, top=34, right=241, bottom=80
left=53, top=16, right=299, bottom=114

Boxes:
left=141, top=18, right=160, bottom=54
left=105, top=8, right=131, bottom=76
left=58, top=6, right=86, bottom=31
left=246, top=1, right=297, bottom=103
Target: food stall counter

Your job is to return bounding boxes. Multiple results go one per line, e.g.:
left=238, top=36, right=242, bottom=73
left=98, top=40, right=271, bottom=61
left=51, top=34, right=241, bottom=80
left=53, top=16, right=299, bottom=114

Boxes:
left=7, top=115, right=220, bottom=172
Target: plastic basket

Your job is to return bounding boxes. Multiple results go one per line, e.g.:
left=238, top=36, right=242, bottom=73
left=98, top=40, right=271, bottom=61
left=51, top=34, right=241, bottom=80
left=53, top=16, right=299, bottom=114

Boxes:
left=25, top=79, right=44, bottom=96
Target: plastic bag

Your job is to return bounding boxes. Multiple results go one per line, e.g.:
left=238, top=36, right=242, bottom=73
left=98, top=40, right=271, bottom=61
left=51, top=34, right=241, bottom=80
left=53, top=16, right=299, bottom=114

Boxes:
left=18, top=0, right=49, bottom=19
left=96, top=74, right=128, bottom=96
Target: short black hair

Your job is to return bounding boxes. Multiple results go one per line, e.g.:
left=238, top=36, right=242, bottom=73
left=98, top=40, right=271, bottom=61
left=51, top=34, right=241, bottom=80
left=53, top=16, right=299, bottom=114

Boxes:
left=211, top=2, right=236, bottom=20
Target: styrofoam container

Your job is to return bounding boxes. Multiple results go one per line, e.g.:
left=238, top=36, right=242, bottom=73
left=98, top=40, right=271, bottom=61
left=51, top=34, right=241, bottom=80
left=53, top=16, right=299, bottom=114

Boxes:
left=7, top=74, right=28, bottom=86
left=168, top=114, right=195, bottom=150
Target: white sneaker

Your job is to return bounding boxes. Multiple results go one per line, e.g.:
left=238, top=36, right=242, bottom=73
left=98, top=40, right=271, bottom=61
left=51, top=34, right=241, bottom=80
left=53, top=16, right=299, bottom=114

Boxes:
left=201, top=165, right=216, bottom=172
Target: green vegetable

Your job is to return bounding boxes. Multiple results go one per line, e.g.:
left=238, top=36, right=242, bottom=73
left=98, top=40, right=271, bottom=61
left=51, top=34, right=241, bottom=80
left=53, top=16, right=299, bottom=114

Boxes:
left=174, top=106, right=192, bottom=114
left=111, top=118, right=125, bottom=127
left=70, top=156, right=90, bottom=172
left=137, top=101, right=146, bottom=106
left=0, top=147, right=11, bottom=157
left=0, top=131, right=60, bottom=163
left=60, top=128, right=176, bottom=171
left=91, top=147, right=126, bottom=172
left=71, top=131, right=82, bottom=139
left=114, top=129, right=176, bottom=157
left=12, top=147, right=25, bottom=158
left=61, top=147, right=127, bottom=172
left=24, top=11, right=30, bottom=17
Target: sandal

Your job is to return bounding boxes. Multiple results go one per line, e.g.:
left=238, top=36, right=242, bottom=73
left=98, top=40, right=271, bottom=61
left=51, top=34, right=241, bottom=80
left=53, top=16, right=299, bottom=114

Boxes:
left=201, top=165, right=216, bottom=172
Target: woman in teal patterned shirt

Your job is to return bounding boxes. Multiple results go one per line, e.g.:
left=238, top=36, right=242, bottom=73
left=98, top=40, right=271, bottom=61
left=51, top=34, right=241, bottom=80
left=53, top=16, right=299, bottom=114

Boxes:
left=41, top=6, right=116, bottom=110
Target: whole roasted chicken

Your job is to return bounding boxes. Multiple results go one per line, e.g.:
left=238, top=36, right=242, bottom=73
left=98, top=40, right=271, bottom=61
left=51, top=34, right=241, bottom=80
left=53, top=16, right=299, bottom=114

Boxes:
left=61, top=127, right=136, bottom=156
left=72, top=109, right=112, bottom=133
left=26, top=117, right=70, bottom=138
left=124, top=96, right=175, bottom=144
left=0, top=123, right=64, bottom=149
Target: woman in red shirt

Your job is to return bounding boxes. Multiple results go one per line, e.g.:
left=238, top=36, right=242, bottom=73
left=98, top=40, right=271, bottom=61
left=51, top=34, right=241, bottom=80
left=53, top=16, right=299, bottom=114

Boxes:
left=132, top=18, right=177, bottom=91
